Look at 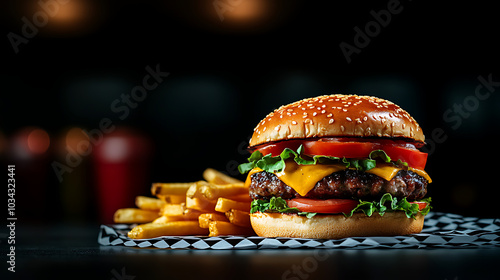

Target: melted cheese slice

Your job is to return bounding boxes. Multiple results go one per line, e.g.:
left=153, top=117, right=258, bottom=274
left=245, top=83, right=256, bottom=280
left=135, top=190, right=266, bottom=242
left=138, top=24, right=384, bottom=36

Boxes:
left=409, top=167, right=433, bottom=183
left=276, top=161, right=346, bottom=196
left=365, top=164, right=402, bottom=181
left=245, top=161, right=432, bottom=196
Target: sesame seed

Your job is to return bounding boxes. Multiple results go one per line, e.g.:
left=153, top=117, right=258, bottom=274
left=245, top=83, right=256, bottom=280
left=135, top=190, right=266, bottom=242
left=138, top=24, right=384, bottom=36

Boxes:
left=329, top=119, right=334, bottom=124
left=317, top=107, right=321, bottom=110
left=342, top=109, right=348, bottom=112
left=287, top=109, right=293, bottom=112
left=292, top=121, right=297, bottom=125
left=313, top=112, right=317, bottom=116
left=263, top=127, right=267, bottom=132
left=321, top=110, right=326, bottom=114
left=402, top=123, right=406, bottom=129
left=275, top=125, right=280, bottom=131
left=346, top=117, right=352, bottom=122
left=327, top=113, right=333, bottom=118
left=322, top=104, right=326, bottom=108
left=363, top=116, right=368, bottom=121
left=391, top=122, right=395, bottom=127
left=340, top=125, right=345, bottom=132
left=302, top=107, right=306, bottom=110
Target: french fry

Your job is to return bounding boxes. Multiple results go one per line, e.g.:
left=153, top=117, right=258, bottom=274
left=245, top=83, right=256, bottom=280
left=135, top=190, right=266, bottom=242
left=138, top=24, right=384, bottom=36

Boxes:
left=208, top=221, right=255, bottom=237
left=215, top=198, right=251, bottom=213
left=225, top=209, right=252, bottom=228
left=203, top=168, right=243, bottom=185
left=225, top=193, right=252, bottom=202
left=185, top=181, right=209, bottom=199
left=198, top=213, right=228, bottom=228
left=160, top=203, right=186, bottom=216
left=151, top=182, right=193, bottom=196
left=186, top=197, right=217, bottom=212
left=135, top=196, right=166, bottom=211
left=113, top=208, right=159, bottom=224
left=200, top=183, right=248, bottom=201
left=157, top=194, right=186, bottom=204
left=153, top=213, right=199, bottom=223
left=128, top=221, right=208, bottom=239
left=180, top=208, right=206, bottom=219
left=186, top=180, right=248, bottom=201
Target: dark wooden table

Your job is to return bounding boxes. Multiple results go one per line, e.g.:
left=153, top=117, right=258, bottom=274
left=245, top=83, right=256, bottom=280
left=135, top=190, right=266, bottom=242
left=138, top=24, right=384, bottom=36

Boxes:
left=5, top=224, right=499, bottom=280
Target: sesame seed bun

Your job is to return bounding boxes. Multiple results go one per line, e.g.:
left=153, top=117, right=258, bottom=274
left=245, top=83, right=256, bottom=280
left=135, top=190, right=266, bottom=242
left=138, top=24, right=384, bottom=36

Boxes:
left=250, top=94, right=424, bottom=147
left=250, top=212, right=425, bottom=239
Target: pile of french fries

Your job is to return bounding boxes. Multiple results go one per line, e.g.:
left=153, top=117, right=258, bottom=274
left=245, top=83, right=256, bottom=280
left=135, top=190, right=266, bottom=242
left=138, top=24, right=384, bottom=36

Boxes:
left=113, top=168, right=255, bottom=239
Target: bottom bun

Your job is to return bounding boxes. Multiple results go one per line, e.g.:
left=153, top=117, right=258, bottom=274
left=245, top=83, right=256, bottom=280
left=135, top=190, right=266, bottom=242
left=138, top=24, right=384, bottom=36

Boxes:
left=250, top=212, right=425, bottom=239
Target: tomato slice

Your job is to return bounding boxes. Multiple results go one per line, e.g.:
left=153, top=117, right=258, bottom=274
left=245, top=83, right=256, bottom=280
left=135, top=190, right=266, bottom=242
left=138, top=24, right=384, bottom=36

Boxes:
left=287, top=198, right=427, bottom=214
left=255, top=140, right=303, bottom=157
left=287, top=198, right=359, bottom=214
left=410, top=201, right=428, bottom=211
left=303, top=141, right=374, bottom=158
left=253, top=139, right=428, bottom=169
left=382, top=146, right=428, bottom=170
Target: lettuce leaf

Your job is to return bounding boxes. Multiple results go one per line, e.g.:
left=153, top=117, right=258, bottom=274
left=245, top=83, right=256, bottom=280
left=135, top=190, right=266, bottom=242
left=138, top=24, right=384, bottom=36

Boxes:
left=250, top=197, right=316, bottom=218
left=238, top=145, right=401, bottom=174
left=345, top=193, right=432, bottom=219
left=250, top=194, right=431, bottom=219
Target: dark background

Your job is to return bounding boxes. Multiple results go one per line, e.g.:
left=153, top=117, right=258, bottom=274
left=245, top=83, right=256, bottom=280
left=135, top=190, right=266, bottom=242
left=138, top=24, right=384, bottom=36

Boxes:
left=1, top=0, right=499, bottom=225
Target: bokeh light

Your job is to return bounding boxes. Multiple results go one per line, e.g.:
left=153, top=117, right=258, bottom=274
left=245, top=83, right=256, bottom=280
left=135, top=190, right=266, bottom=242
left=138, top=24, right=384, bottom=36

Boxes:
left=225, top=0, right=269, bottom=22
left=27, top=128, right=50, bottom=154
left=65, top=127, right=90, bottom=156
left=18, top=0, right=104, bottom=36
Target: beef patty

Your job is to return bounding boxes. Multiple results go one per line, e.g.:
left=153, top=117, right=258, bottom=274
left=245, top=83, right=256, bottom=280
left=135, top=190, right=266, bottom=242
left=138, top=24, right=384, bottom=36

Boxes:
left=249, top=169, right=428, bottom=201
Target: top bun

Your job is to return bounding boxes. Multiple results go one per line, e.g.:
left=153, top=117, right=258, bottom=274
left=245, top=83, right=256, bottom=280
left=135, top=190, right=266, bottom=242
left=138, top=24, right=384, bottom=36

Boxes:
left=250, top=94, right=424, bottom=147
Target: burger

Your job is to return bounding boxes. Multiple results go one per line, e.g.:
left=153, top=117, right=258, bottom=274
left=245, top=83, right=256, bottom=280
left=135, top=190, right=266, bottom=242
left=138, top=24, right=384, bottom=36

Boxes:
left=238, top=94, right=432, bottom=239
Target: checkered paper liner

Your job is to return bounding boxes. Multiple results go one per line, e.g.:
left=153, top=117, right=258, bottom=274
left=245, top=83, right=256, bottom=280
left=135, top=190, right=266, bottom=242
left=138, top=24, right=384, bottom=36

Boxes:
left=98, top=212, right=500, bottom=250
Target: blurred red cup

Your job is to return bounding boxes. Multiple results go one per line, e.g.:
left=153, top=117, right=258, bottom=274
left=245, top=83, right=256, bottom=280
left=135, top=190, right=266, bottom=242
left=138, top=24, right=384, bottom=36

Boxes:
left=92, top=127, right=153, bottom=224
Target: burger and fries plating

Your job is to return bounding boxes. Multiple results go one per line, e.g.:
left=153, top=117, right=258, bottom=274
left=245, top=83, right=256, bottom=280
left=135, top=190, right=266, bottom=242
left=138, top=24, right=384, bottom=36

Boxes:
left=114, top=94, right=432, bottom=240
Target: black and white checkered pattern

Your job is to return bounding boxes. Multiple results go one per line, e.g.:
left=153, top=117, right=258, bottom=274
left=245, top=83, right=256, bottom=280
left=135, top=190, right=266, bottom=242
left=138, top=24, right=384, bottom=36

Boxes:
left=97, top=212, right=500, bottom=249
